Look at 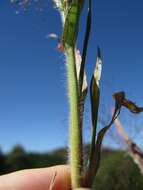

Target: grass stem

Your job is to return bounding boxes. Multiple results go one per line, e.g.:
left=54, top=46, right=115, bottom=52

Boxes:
left=65, top=45, right=83, bottom=188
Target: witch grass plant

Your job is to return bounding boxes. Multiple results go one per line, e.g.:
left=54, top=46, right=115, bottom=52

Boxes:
left=51, top=0, right=122, bottom=188
left=51, top=0, right=119, bottom=188
left=11, top=0, right=143, bottom=189
left=51, top=0, right=143, bottom=189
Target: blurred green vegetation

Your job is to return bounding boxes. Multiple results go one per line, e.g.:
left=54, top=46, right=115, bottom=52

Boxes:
left=0, top=145, right=143, bottom=190
left=93, top=150, right=143, bottom=190
left=0, top=145, right=66, bottom=174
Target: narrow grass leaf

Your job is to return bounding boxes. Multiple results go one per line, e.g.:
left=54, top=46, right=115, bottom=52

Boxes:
left=86, top=90, right=143, bottom=185
left=75, top=49, right=88, bottom=133
left=89, top=47, right=102, bottom=159
left=84, top=48, right=102, bottom=187
left=85, top=90, right=122, bottom=187
left=79, top=0, right=91, bottom=94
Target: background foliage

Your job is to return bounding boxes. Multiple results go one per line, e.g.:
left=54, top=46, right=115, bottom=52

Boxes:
left=0, top=145, right=143, bottom=190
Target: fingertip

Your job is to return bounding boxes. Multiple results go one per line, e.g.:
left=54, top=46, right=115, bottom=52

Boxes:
left=49, top=165, right=71, bottom=190
left=0, top=165, right=71, bottom=190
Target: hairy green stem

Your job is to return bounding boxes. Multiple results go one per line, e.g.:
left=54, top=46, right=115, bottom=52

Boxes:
left=65, top=45, right=83, bottom=188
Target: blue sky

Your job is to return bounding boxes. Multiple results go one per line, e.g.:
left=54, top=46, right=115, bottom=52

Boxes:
left=0, top=0, right=143, bottom=153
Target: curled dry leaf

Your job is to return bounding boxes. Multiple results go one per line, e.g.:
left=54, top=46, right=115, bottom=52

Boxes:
left=122, top=99, right=143, bottom=113
left=113, top=91, right=143, bottom=114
